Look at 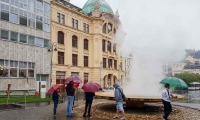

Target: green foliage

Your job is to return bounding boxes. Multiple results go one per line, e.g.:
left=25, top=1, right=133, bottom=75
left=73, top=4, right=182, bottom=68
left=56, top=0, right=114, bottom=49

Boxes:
left=0, top=96, right=52, bottom=104
left=174, top=72, right=200, bottom=84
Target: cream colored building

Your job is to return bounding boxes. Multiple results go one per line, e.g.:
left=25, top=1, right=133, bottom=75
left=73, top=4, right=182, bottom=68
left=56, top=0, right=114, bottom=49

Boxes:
left=51, top=0, right=126, bottom=91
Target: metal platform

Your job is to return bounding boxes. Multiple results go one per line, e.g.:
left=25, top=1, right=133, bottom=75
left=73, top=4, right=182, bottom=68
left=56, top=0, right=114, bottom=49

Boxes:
left=95, top=91, right=186, bottom=107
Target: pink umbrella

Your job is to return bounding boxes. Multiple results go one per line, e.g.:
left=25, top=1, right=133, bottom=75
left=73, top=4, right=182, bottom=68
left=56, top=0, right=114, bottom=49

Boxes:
left=47, top=84, right=63, bottom=95
left=81, top=82, right=100, bottom=92
left=65, top=75, right=82, bottom=84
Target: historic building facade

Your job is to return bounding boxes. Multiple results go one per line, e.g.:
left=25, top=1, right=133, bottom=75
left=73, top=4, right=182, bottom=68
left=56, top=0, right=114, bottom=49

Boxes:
left=0, top=0, right=51, bottom=97
left=51, top=0, right=126, bottom=91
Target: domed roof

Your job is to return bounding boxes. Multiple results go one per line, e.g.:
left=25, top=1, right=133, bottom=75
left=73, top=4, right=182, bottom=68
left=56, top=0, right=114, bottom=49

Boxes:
left=82, top=0, right=113, bottom=14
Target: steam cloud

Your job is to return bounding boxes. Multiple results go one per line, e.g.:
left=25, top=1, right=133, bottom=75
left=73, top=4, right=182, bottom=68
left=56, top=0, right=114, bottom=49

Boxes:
left=112, top=0, right=200, bottom=96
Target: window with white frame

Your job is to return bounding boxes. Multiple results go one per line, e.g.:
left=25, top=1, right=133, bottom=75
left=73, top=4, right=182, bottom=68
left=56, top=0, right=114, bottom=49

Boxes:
left=36, top=74, right=48, bottom=81
left=28, top=62, right=34, bottom=77
left=35, top=37, right=43, bottom=46
left=10, top=31, right=18, bottom=42
left=19, top=61, right=27, bottom=77
left=0, top=59, right=9, bottom=77
left=10, top=60, right=18, bottom=77
left=1, top=3, right=9, bottom=21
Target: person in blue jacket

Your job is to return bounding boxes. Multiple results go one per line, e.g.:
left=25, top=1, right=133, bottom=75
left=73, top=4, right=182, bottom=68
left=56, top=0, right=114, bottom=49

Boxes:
left=52, top=89, right=61, bottom=116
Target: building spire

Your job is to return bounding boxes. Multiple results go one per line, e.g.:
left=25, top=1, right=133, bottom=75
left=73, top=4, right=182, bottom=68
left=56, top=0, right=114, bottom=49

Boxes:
left=92, top=0, right=101, bottom=17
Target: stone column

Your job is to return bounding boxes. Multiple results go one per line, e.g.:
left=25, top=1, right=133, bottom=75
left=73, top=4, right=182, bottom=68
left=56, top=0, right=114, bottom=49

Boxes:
left=104, top=75, right=108, bottom=88
left=111, top=75, right=114, bottom=87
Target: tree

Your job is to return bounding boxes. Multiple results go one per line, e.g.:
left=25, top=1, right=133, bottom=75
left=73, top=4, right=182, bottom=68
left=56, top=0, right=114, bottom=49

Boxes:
left=174, top=72, right=200, bottom=84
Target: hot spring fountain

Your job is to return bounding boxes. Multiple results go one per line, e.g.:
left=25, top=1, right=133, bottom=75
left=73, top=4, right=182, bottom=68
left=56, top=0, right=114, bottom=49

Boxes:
left=93, top=0, right=200, bottom=107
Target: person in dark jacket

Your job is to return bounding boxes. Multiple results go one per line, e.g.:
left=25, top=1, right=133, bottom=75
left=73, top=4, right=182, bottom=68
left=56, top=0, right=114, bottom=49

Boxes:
left=52, top=89, right=60, bottom=116
left=83, top=92, right=95, bottom=117
left=113, top=84, right=126, bottom=120
left=66, top=81, right=75, bottom=117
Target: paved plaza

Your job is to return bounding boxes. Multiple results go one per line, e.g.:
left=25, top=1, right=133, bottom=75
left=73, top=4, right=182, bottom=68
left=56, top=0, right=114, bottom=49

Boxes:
left=0, top=99, right=200, bottom=120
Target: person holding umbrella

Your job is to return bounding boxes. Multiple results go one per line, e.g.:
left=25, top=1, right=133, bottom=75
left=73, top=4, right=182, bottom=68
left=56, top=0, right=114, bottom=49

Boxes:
left=52, top=89, right=61, bottom=116
left=83, top=92, right=95, bottom=117
left=81, top=82, right=100, bottom=117
left=66, top=81, right=75, bottom=117
left=162, top=83, right=177, bottom=120
left=46, top=84, right=63, bottom=116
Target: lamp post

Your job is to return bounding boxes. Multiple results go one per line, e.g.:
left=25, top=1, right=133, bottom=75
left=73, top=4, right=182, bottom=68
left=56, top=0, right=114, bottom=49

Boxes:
left=47, top=42, right=57, bottom=90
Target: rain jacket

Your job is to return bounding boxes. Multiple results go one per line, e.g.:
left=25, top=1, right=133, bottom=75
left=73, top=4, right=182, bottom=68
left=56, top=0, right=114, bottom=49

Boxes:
left=113, top=84, right=123, bottom=102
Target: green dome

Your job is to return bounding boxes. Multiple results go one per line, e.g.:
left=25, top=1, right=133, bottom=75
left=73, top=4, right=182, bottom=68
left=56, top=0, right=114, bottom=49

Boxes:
left=82, top=0, right=113, bottom=14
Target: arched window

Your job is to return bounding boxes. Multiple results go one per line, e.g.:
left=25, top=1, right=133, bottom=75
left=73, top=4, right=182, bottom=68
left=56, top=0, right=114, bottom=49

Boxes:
left=72, top=35, right=78, bottom=47
left=58, top=31, right=64, bottom=44
left=84, top=39, right=88, bottom=50
left=102, top=23, right=106, bottom=33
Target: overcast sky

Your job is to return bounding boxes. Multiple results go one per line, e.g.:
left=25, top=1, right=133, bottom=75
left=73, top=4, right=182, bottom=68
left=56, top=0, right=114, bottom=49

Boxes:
left=70, top=0, right=200, bottom=49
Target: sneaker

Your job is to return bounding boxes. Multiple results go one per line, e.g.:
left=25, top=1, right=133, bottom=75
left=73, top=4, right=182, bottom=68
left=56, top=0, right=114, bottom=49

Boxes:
left=53, top=113, right=58, bottom=116
left=113, top=116, right=119, bottom=119
left=120, top=118, right=126, bottom=120
left=88, top=114, right=92, bottom=117
left=83, top=115, right=87, bottom=117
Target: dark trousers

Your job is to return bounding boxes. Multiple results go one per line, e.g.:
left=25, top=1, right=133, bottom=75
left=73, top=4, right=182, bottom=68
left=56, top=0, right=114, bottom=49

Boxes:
left=162, top=100, right=172, bottom=120
left=83, top=97, right=93, bottom=115
left=53, top=100, right=58, bottom=115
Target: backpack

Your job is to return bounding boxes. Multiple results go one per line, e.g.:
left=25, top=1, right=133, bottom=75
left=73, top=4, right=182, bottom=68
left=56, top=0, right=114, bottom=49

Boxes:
left=118, top=88, right=126, bottom=101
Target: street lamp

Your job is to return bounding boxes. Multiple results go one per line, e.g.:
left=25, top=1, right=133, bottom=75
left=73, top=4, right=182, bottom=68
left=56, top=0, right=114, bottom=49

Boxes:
left=47, top=42, right=57, bottom=89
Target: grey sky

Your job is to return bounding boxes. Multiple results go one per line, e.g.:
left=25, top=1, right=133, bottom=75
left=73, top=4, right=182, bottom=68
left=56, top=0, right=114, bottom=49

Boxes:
left=71, top=0, right=200, bottom=49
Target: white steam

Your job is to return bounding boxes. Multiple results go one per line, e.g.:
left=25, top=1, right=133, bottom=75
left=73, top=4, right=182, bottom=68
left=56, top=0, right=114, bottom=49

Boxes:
left=111, top=0, right=200, bottom=96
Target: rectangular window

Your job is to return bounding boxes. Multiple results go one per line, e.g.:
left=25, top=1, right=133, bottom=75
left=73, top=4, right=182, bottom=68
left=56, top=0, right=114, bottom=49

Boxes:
left=103, top=58, right=106, bottom=68
left=61, top=14, right=65, bottom=24
left=1, top=4, right=9, bottom=21
left=19, top=16, right=27, bottom=26
left=28, top=69, right=34, bottom=77
left=108, top=59, right=112, bottom=68
left=72, top=18, right=74, bottom=28
left=28, top=0, right=34, bottom=12
left=28, top=18, right=35, bottom=28
left=107, top=41, right=111, bottom=52
left=72, top=54, right=78, bottom=66
left=44, top=39, right=49, bottom=47
left=57, top=13, right=60, bottom=23
left=120, top=62, right=122, bottom=70
left=0, top=60, right=8, bottom=77
left=9, top=13, right=18, bottom=24
left=19, top=34, right=27, bottom=43
left=35, top=37, right=43, bottom=46
left=36, top=21, right=43, bottom=30
left=28, top=36, right=35, bottom=45
left=10, top=60, right=18, bottom=77
left=84, top=39, right=88, bottom=50
left=75, top=20, right=78, bottom=29
left=84, top=73, right=89, bottom=84
left=1, top=30, right=9, bottom=39
left=43, top=23, right=50, bottom=32
left=114, top=60, right=117, bottom=69
left=44, top=2, right=50, bottom=17
left=113, top=43, right=116, bottom=52
left=19, top=69, right=27, bottom=77
left=58, top=52, right=64, bottom=64
left=84, top=56, right=88, bottom=67
left=35, top=0, right=43, bottom=9
left=10, top=68, right=17, bottom=77
left=83, top=23, right=86, bottom=32
left=86, top=24, right=89, bottom=33
left=10, top=31, right=18, bottom=42
left=102, top=40, right=105, bottom=52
